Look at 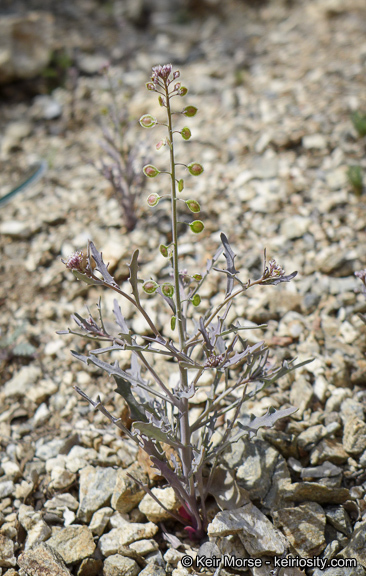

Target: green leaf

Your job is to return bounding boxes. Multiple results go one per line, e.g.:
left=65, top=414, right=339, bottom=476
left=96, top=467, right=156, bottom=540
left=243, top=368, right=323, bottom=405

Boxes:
left=133, top=422, right=184, bottom=450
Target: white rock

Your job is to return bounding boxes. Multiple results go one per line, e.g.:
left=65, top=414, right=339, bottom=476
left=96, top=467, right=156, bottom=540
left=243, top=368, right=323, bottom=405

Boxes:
left=139, top=488, right=179, bottom=523
left=302, top=134, right=327, bottom=149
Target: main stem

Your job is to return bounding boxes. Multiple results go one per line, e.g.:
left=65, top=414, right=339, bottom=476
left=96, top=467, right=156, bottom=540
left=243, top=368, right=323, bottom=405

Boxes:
left=165, top=82, right=198, bottom=526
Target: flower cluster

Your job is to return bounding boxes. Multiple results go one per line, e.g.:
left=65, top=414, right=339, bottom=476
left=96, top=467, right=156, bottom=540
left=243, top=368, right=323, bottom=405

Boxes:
left=64, top=251, right=86, bottom=272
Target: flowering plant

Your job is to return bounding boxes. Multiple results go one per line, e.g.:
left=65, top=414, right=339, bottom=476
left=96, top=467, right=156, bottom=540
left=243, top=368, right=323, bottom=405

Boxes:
left=59, top=64, right=310, bottom=537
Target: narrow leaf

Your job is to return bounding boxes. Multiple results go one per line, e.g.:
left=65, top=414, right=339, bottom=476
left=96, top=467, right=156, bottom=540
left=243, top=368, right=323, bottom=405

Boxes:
left=89, top=241, right=118, bottom=287
left=128, top=250, right=140, bottom=305
left=220, top=233, right=239, bottom=295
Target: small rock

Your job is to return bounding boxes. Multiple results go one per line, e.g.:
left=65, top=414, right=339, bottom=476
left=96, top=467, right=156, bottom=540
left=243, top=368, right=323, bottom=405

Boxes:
left=31, top=95, right=62, bottom=120
left=76, top=557, right=103, bottom=576
left=3, top=366, right=42, bottom=397
left=103, top=554, right=139, bottom=576
left=280, top=216, right=311, bottom=240
left=289, top=378, right=313, bottom=416
left=18, top=504, right=51, bottom=549
left=338, top=520, right=366, bottom=568
left=129, top=539, right=159, bottom=555
left=343, top=416, right=366, bottom=456
left=273, top=502, right=326, bottom=557
left=100, top=521, right=159, bottom=555
left=2, top=121, right=32, bottom=153
left=285, top=482, right=349, bottom=504
left=0, top=12, right=54, bottom=84
left=325, top=506, right=352, bottom=536
left=0, top=481, right=15, bottom=499
left=310, top=438, right=349, bottom=465
left=302, top=134, right=327, bottom=149
left=0, top=534, right=16, bottom=567
left=77, top=466, right=118, bottom=522
left=46, top=526, right=95, bottom=564
left=138, top=566, right=166, bottom=576
left=208, top=503, right=286, bottom=556
left=234, top=437, right=280, bottom=501
left=17, top=543, right=70, bottom=575
left=297, top=425, right=327, bottom=451
left=111, top=466, right=148, bottom=514
left=89, top=507, right=114, bottom=536
left=138, top=487, right=180, bottom=523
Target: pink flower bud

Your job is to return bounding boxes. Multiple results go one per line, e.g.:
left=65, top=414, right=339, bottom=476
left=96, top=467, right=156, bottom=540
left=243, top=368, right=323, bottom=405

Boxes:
left=187, top=163, right=204, bottom=176
left=186, top=199, right=200, bottom=213
left=147, top=193, right=160, bottom=207
left=193, top=274, right=202, bottom=281
left=161, top=283, right=174, bottom=298
left=143, top=164, right=160, bottom=178
left=171, top=316, right=176, bottom=330
left=178, top=179, right=184, bottom=192
left=139, top=114, right=157, bottom=128
left=173, top=71, right=180, bottom=80
left=160, top=244, right=169, bottom=258
left=179, top=87, right=188, bottom=96
left=174, top=82, right=181, bottom=91
left=181, top=127, right=191, bottom=140
left=65, top=250, right=86, bottom=272
left=191, top=294, right=201, bottom=307
left=146, top=82, right=156, bottom=91
left=143, top=281, right=158, bottom=294
left=189, top=220, right=204, bottom=234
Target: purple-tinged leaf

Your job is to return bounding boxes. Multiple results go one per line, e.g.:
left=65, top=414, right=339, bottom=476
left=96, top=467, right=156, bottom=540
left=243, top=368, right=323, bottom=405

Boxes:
left=237, top=406, right=298, bottom=437
left=220, top=233, right=239, bottom=296
left=261, top=271, right=297, bottom=285
left=133, top=422, right=184, bottom=450
left=128, top=250, right=140, bottom=305
left=71, top=270, right=103, bottom=285
left=113, top=299, right=131, bottom=341
left=221, top=341, right=266, bottom=369
left=89, top=241, right=119, bottom=288
left=199, top=317, right=214, bottom=353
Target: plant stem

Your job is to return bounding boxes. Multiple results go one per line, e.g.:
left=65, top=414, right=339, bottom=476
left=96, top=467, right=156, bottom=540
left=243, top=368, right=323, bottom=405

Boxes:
left=165, top=81, right=197, bottom=517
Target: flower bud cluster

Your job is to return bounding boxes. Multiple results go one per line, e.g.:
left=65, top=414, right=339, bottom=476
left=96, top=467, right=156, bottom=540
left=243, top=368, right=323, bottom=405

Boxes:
left=263, top=259, right=285, bottom=280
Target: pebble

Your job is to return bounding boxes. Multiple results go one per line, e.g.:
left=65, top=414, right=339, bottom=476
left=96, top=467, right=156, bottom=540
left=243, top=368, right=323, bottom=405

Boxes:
left=138, top=487, right=180, bottom=523
left=343, top=416, right=366, bottom=456
left=46, top=525, right=95, bottom=564
left=103, top=554, right=139, bottom=576
left=273, top=502, right=326, bottom=557
left=0, top=534, right=16, bottom=568
left=77, top=466, right=118, bottom=522
left=208, top=503, right=286, bottom=556
left=17, top=543, right=70, bottom=576
left=89, top=507, right=114, bottom=536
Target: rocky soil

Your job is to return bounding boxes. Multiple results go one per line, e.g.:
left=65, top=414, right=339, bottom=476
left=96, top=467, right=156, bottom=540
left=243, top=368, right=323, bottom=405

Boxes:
left=1, top=0, right=366, bottom=575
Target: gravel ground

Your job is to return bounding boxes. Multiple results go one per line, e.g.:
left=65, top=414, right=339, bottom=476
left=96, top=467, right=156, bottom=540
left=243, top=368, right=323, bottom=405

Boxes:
left=1, top=0, right=366, bottom=575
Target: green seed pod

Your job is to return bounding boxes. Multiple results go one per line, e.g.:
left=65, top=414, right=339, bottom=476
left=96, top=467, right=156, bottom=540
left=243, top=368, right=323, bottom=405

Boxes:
left=189, top=220, right=204, bottom=234
left=143, top=280, right=158, bottom=294
left=181, top=127, right=191, bottom=140
left=187, top=163, right=204, bottom=176
left=182, top=105, right=197, bottom=117
left=178, top=179, right=184, bottom=192
left=186, top=199, right=200, bottom=213
left=147, top=193, right=160, bottom=207
left=139, top=114, right=157, bottom=128
left=191, top=294, right=201, bottom=307
left=158, top=95, right=166, bottom=107
left=156, top=139, right=166, bottom=150
left=160, top=244, right=169, bottom=258
left=193, top=274, right=202, bottom=281
left=143, top=164, right=160, bottom=178
left=171, top=316, right=176, bottom=331
left=161, top=283, right=174, bottom=298
left=179, top=87, right=188, bottom=96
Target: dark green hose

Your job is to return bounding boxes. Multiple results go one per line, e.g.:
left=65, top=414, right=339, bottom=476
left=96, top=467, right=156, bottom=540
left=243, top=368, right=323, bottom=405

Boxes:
left=0, top=160, right=47, bottom=206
